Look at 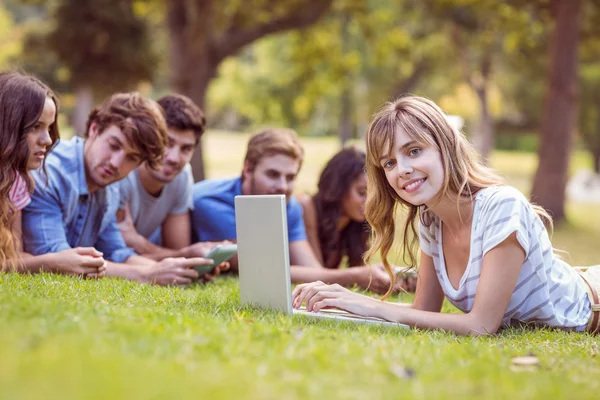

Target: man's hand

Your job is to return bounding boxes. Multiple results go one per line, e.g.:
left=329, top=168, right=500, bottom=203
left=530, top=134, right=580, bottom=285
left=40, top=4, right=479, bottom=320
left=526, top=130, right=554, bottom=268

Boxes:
left=49, top=247, right=107, bottom=278
left=353, top=264, right=395, bottom=295
left=140, top=257, right=212, bottom=286
left=116, top=206, right=149, bottom=252
left=181, top=240, right=232, bottom=258
left=198, top=262, right=231, bottom=284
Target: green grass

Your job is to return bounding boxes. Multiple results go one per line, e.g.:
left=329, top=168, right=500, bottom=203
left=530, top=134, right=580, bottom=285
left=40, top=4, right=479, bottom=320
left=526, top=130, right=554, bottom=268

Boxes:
left=1, top=274, right=599, bottom=400
left=2, top=133, right=599, bottom=399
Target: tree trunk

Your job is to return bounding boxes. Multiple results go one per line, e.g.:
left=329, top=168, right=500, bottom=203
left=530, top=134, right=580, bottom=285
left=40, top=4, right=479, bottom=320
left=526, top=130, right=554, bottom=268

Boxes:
left=391, top=62, right=428, bottom=99
left=593, top=100, right=600, bottom=174
left=165, top=0, right=333, bottom=181
left=338, top=11, right=352, bottom=146
left=450, top=25, right=494, bottom=163
left=172, top=65, right=216, bottom=182
left=339, top=88, right=352, bottom=146
left=473, top=84, right=494, bottom=163
left=166, top=0, right=216, bottom=182
left=73, top=85, right=94, bottom=137
left=531, top=0, right=582, bottom=223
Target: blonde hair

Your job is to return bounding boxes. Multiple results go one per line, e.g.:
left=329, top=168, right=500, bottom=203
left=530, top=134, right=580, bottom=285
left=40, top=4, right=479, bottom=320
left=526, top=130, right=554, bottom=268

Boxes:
left=243, top=128, right=304, bottom=177
left=363, top=96, right=553, bottom=299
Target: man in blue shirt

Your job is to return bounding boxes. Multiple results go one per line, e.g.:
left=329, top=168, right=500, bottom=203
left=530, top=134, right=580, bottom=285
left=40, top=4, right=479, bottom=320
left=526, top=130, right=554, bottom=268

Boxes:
left=191, top=128, right=393, bottom=292
left=23, top=93, right=212, bottom=285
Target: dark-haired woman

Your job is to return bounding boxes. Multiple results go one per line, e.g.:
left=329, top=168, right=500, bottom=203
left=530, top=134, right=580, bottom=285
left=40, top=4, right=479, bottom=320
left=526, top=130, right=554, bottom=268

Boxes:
left=0, top=71, right=106, bottom=276
left=298, top=147, right=416, bottom=291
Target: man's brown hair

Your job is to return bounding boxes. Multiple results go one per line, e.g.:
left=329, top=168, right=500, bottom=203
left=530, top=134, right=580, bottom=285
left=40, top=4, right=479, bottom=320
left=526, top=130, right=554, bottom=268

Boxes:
left=85, top=92, right=168, bottom=169
left=157, top=94, right=206, bottom=142
left=244, top=128, right=305, bottom=174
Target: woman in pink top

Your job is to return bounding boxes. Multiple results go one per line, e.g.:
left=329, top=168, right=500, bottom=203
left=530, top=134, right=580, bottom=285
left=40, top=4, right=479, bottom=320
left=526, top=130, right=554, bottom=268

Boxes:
left=0, top=71, right=106, bottom=277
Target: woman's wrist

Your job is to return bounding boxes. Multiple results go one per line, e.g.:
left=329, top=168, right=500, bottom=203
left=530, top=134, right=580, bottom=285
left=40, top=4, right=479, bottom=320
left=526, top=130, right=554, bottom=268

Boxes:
left=371, top=298, right=403, bottom=322
left=40, top=252, right=59, bottom=273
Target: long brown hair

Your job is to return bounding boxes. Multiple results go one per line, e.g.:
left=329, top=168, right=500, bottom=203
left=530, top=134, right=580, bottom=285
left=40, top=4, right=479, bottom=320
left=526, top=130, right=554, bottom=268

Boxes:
left=363, top=96, right=553, bottom=299
left=313, top=147, right=368, bottom=269
left=0, top=71, right=60, bottom=270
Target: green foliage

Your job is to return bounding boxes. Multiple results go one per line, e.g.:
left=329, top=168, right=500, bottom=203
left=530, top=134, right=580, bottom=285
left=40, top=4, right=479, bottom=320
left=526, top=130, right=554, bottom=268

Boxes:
left=46, top=0, right=158, bottom=95
left=498, top=6, right=551, bottom=130
left=494, top=131, right=539, bottom=153
left=0, top=4, right=22, bottom=69
left=209, top=0, right=455, bottom=135
left=17, top=23, right=71, bottom=94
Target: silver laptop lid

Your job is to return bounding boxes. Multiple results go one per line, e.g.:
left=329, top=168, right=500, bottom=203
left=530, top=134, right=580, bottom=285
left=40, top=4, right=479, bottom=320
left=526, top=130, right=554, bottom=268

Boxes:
left=234, top=195, right=292, bottom=314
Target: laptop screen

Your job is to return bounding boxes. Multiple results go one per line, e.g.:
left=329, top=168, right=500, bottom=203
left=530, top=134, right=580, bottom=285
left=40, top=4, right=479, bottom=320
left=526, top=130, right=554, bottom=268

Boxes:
left=234, top=195, right=293, bottom=314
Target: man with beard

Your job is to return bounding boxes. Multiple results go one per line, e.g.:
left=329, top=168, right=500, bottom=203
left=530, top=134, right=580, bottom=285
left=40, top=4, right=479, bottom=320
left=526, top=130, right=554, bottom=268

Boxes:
left=116, top=94, right=227, bottom=268
left=22, top=93, right=212, bottom=286
left=190, top=128, right=395, bottom=293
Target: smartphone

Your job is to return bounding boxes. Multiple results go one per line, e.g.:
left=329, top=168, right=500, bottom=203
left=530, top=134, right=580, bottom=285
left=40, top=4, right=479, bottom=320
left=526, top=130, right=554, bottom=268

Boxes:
left=193, top=244, right=238, bottom=275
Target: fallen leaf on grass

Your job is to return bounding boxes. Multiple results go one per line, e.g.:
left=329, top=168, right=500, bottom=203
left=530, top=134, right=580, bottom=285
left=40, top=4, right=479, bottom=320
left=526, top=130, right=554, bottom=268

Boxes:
left=389, top=364, right=416, bottom=380
left=510, top=355, right=540, bottom=372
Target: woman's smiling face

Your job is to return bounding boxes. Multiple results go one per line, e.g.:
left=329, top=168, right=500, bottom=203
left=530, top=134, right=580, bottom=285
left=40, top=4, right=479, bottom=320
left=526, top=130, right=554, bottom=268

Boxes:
left=379, top=128, right=444, bottom=207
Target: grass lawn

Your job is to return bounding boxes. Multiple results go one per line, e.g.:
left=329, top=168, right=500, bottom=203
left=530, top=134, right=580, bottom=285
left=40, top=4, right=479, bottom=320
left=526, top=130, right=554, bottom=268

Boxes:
left=1, top=132, right=599, bottom=399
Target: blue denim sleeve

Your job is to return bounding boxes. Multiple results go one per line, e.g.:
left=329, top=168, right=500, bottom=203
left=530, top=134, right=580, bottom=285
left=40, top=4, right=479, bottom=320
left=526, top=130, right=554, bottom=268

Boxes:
left=22, top=174, right=72, bottom=255
left=287, top=198, right=307, bottom=243
left=94, top=215, right=137, bottom=263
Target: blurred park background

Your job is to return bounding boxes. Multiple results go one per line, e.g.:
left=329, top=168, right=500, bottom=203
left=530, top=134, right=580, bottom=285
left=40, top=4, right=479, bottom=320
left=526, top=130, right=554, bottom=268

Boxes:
left=2, top=0, right=600, bottom=227
left=3, top=3, right=600, bottom=398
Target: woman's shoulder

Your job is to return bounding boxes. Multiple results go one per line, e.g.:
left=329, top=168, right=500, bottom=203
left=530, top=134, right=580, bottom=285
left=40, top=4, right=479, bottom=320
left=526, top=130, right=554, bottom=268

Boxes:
left=476, top=185, right=529, bottom=208
left=296, top=193, right=317, bottom=221
left=9, top=172, right=31, bottom=211
left=475, top=186, right=540, bottom=232
left=295, top=193, right=313, bottom=208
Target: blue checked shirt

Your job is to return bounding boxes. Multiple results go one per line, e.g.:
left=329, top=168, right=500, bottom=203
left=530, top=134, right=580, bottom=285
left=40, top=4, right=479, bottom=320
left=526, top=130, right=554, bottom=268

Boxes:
left=22, top=137, right=137, bottom=263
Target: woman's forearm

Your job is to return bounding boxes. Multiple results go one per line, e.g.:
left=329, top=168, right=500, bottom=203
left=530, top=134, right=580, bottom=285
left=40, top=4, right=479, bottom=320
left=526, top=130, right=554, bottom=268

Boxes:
left=375, top=302, right=497, bottom=336
left=5, top=252, right=58, bottom=273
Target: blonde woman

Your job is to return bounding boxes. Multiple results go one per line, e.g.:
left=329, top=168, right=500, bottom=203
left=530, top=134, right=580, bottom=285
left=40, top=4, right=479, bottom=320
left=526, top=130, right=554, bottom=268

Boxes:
left=292, top=95, right=600, bottom=336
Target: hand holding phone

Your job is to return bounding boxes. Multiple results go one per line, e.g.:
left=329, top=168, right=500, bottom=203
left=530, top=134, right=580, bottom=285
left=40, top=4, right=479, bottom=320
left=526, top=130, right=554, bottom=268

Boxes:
left=193, top=244, right=238, bottom=275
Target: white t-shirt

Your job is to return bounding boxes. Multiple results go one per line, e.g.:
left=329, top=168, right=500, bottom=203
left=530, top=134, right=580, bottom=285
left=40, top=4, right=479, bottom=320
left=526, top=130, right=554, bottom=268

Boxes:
left=117, top=164, right=194, bottom=239
left=419, top=186, right=591, bottom=330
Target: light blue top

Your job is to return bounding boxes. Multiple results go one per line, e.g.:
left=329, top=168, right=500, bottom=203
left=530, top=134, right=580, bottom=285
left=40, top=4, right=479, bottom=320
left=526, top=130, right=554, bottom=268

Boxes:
left=22, top=137, right=137, bottom=263
left=191, top=177, right=307, bottom=243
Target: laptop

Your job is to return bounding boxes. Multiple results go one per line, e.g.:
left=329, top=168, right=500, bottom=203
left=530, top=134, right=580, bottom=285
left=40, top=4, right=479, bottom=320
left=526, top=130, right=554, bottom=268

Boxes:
left=234, top=194, right=409, bottom=329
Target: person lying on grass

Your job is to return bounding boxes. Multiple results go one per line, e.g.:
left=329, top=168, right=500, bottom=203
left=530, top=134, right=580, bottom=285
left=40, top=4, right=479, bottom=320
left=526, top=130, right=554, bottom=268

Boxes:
left=116, top=94, right=230, bottom=271
left=191, top=128, right=402, bottom=294
left=293, top=95, right=600, bottom=336
left=297, top=147, right=417, bottom=292
left=21, top=92, right=217, bottom=286
left=0, top=71, right=107, bottom=276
